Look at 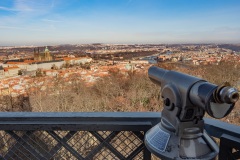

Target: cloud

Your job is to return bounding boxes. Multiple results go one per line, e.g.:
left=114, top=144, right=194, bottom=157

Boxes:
left=0, top=0, right=58, bottom=27
left=14, top=0, right=35, bottom=12
left=42, top=19, right=63, bottom=23
left=0, top=0, right=35, bottom=12
left=0, top=25, right=47, bottom=32
left=0, top=0, right=55, bottom=14
left=0, top=25, right=23, bottom=30
left=0, top=6, right=18, bottom=12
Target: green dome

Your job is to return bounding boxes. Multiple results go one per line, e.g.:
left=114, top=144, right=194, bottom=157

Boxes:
left=45, top=46, right=49, bottom=52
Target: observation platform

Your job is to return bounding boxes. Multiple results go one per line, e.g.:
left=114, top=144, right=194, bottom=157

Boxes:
left=0, top=112, right=239, bottom=160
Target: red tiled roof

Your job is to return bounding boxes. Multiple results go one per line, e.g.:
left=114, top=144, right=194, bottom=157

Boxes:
left=4, top=66, right=19, bottom=71
left=24, top=60, right=36, bottom=63
left=6, top=62, right=28, bottom=65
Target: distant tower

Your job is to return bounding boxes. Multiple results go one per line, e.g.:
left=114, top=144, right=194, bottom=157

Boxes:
left=34, top=48, right=40, bottom=61
left=44, top=46, right=52, bottom=61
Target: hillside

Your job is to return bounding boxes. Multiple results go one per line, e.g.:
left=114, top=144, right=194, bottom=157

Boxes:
left=0, top=61, right=239, bottom=126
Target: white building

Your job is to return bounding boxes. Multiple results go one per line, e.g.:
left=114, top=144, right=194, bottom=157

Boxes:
left=63, top=57, right=93, bottom=65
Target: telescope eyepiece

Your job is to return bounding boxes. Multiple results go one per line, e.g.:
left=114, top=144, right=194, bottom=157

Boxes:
left=218, top=86, right=239, bottom=104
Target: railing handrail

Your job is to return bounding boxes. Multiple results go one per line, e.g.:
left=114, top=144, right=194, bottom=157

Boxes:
left=204, top=117, right=240, bottom=139
left=0, top=112, right=161, bottom=131
left=0, top=112, right=239, bottom=138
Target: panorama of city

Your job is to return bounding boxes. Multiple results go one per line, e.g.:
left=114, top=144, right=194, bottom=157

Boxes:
left=1, top=43, right=239, bottom=91
left=0, top=43, right=240, bottom=123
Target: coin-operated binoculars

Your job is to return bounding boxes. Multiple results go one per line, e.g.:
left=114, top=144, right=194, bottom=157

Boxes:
left=145, top=66, right=239, bottom=160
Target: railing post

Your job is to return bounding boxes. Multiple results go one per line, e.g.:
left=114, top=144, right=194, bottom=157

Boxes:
left=219, top=134, right=240, bottom=160
left=143, top=131, right=152, bottom=160
left=143, top=146, right=152, bottom=159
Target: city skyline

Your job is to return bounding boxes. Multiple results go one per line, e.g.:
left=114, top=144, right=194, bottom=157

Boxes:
left=0, top=0, right=240, bottom=46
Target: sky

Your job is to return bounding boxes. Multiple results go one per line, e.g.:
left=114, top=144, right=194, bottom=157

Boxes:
left=0, top=0, right=240, bottom=46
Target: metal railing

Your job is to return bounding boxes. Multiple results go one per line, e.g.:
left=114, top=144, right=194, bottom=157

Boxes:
left=0, top=112, right=239, bottom=160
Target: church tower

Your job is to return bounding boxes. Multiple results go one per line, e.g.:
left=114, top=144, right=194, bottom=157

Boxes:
left=34, top=48, right=40, bottom=61
left=44, top=46, right=52, bottom=61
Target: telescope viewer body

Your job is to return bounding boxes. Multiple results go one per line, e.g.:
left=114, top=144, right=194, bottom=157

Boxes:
left=145, top=66, right=239, bottom=160
left=148, top=66, right=238, bottom=120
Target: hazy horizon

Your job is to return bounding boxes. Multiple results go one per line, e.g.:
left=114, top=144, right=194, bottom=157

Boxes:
left=1, top=42, right=240, bottom=48
left=1, top=0, right=240, bottom=46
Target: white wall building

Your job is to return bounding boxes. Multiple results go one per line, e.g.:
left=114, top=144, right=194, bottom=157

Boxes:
left=33, top=61, right=65, bottom=70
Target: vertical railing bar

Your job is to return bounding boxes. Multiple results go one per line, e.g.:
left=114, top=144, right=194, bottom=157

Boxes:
left=143, top=131, right=152, bottom=160
left=4, top=131, right=45, bottom=160
left=227, top=150, right=236, bottom=160
left=92, top=131, right=126, bottom=159
left=47, top=131, right=85, bottom=160
left=233, top=150, right=240, bottom=159
left=46, top=131, right=78, bottom=159
left=219, top=134, right=240, bottom=160
left=143, top=145, right=152, bottom=160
